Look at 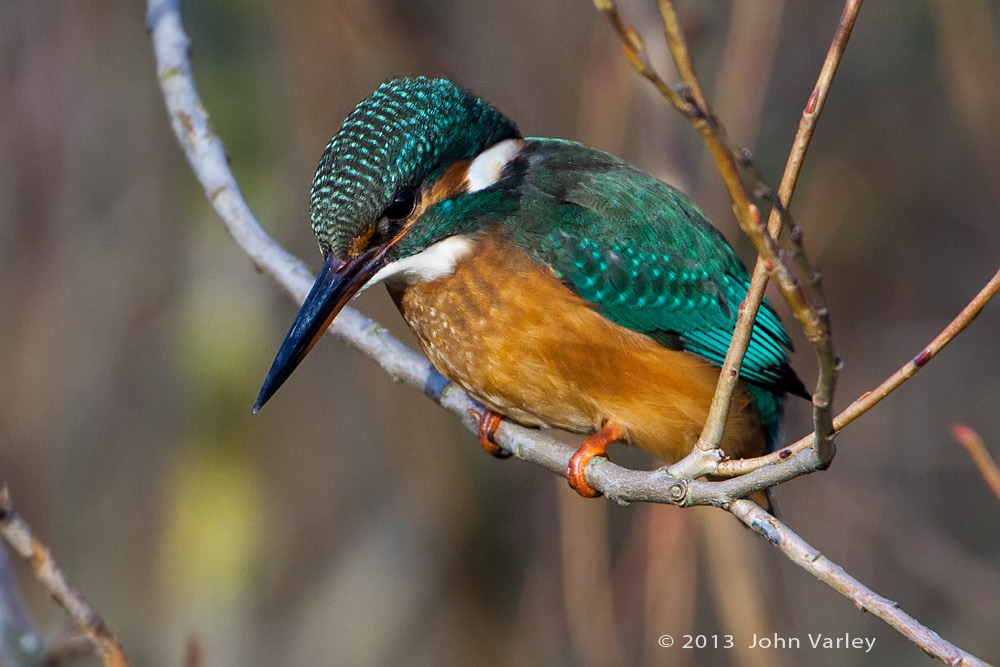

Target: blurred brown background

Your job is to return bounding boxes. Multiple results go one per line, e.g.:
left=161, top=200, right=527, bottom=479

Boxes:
left=2, top=0, right=1000, bottom=665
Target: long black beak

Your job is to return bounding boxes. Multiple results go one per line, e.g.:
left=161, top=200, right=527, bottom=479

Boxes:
left=253, top=246, right=388, bottom=413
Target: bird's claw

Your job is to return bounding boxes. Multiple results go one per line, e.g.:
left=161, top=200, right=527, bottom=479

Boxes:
left=565, top=420, right=626, bottom=498
left=566, top=448, right=606, bottom=497
left=477, top=409, right=511, bottom=458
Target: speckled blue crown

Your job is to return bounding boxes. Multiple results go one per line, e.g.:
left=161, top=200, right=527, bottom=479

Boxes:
left=310, top=77, right=521, bottom=255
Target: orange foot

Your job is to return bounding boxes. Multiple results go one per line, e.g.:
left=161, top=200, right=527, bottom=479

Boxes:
left=566, top=421, right=627, bottom=498
left=477, top=409, right=512, bottom=458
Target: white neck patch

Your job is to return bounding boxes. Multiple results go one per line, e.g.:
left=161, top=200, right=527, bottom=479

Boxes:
left=357, top=138, right=520, bottom=294
left=366, top=234, right=475, bottom=290
left=466, top=138, right=523, bottom=193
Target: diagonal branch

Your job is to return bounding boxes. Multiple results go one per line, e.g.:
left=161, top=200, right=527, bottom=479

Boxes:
left=721, top=268, right=1000, bottom=476
left=0, top=485, right=129, bottom=667
left=731, top=500, right=989, bottom=667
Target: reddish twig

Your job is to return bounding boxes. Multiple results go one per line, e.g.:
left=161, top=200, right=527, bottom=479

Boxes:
left=722, top=268, right=1000, bottom=476
left=952, top=424, right=1000, bottom=505
left=0, top=486, right=129, bottom=667
left=183, top=637, right=205, bottom=667
left=597, top=0, right=842, bottom=474
left=672, top=0, right=861, bottom=472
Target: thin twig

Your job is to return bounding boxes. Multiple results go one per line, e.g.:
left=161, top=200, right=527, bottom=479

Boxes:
left=710, top=0, right=863, bottom=476
left=721, top=268, right=1000, bottom=476
left=183, top=637, right=205, bottom=667
left=0, top=486, right=129, bottom=667
left=731, top=500, right=990, bottom=667
left=952, top=424, right=1000, bottom=505
left=655, top=0, right=712, bottom=114
left=768, top=0, right=866, bottom=465
left=598, top=0, right=841, bottom=472
left=655, top=0, right=841, bottom=464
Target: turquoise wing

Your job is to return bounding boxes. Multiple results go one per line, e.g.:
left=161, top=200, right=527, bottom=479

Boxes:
left=541, top=217, right=805, bottom=398
left=511, top=139, right=808, bottom=401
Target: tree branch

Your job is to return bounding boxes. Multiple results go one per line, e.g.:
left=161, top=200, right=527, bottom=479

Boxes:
left=731, top=500, right=989, bottom=667
left=0, top=485, right=129, bottom=667
left=148, top=0, right=992, bottom=664
left=682, top=0, right=861, bottom=473
left=721, top=268, right=1000, bottom=476
left=597, top=0, right=845, bottom=480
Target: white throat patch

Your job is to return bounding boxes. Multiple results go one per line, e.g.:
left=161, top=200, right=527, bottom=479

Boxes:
left=466, top=138, right=523, bottom=193
left=358, top=138, right=520, bottom=294
left=366, top=235, right=475, bottom=290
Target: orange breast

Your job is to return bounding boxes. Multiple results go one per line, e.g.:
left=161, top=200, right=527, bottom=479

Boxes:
left=388, top=230, right=766, bottom=463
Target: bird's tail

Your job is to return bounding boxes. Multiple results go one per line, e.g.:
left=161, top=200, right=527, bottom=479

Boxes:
left=739, top=383, right=783, bottom=515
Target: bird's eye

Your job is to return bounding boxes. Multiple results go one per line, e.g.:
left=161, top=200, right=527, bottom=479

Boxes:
left=383, top=188, right=418, bottom=221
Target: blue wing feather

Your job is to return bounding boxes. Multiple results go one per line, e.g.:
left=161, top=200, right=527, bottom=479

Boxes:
left=508, top=139, right=808, bottom=401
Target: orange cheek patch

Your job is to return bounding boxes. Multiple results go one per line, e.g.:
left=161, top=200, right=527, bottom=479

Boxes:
left=428, top=160, right=471, bottom=205
left=349, top=225, right=376, bottom=257
left=350, top=161, right=472, bottom=256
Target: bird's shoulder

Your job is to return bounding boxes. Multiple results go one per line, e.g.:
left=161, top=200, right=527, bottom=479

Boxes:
left=508, top=138, right=747, bottom=325
left=502, top=138, right=806, bottom=399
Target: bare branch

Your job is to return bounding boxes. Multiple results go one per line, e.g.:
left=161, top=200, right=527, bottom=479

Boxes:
left=599, top=0, right=843, bottom=474
left=762, top=0, right=865, bottom=463
left=721, top=268, right=1000, bottom=476
left=732, top=500, right=990, bottom=667
left=952, top=424, right=1000, bottom=505
left=0, top=486, right=129, bottom=667
left=715, top=0, right=863, bottom=476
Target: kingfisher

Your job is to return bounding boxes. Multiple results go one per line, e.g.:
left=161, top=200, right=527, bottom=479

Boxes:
left=254, top=77, right=809, bottom=504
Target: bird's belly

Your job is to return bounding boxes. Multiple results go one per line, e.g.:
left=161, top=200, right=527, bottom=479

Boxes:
left=388, top=233, right=765, bottom=463
left=389, top=269, right=596, bottom=434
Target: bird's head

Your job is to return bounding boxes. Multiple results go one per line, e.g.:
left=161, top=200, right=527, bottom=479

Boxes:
left=255, top=77, right=522, bottom=411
